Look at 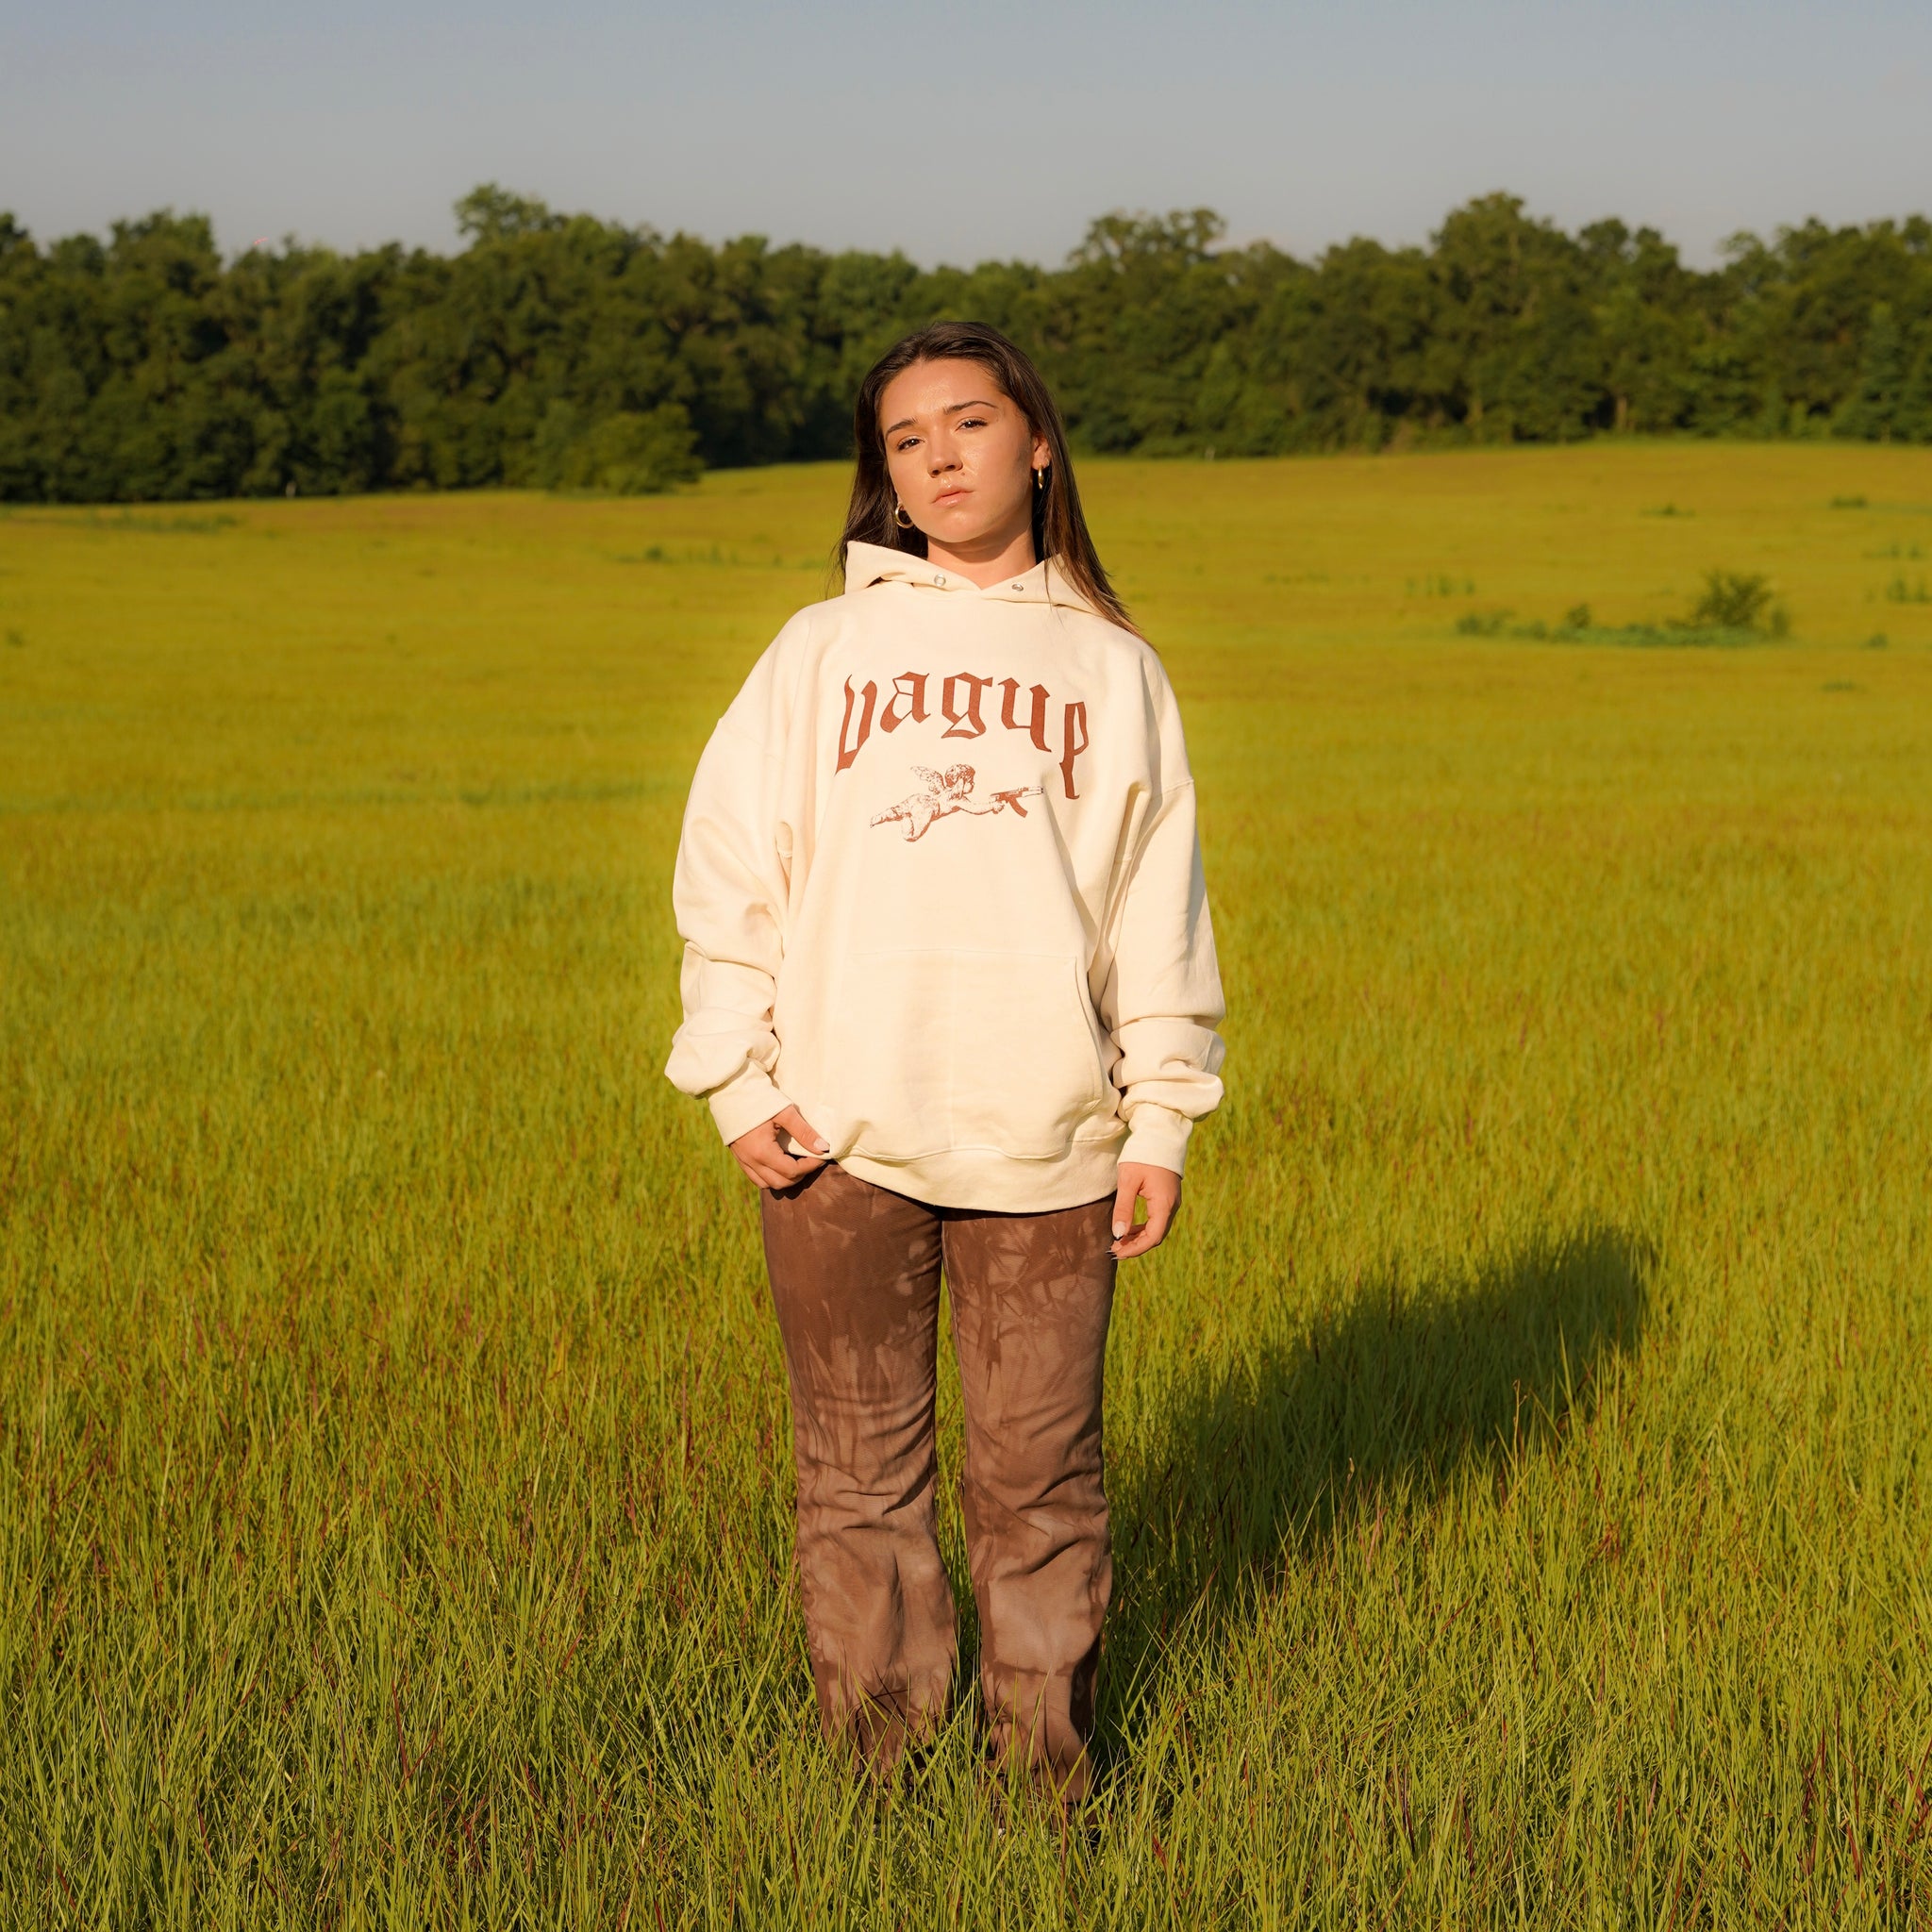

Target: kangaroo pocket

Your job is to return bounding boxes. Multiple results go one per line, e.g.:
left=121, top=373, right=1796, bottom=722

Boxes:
left=832, top=947, right=1107, bottom=1161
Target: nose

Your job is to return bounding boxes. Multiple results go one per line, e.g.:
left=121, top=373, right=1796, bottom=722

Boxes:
left=926, top=440, right=959, bottom=475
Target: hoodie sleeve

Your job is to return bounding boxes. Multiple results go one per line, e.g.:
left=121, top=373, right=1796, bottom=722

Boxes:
left=663, top=635, right=800, bottom=1146
left=1099, top=683, right=1227, bottom=1174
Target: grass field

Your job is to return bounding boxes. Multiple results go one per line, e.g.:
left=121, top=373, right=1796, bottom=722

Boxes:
left=4, top=441, right=1931, bottom=1926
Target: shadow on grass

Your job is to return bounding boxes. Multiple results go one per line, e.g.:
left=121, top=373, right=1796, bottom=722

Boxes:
left=1098, top=1223, right=1651, bottom=1735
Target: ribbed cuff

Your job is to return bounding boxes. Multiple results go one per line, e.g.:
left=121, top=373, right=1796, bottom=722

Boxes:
left=1118, top=1104, right=1192, bottom=1175
left=707, top=1064, right=791, bottom=1146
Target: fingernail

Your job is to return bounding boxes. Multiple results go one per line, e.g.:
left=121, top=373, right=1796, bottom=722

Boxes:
left=813, top=1140, right=830, bottom=1154
left=1111, top=1224, right=1127, bottom=1239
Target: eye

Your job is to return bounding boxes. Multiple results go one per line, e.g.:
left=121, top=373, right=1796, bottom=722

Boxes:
left=892, top=435, right=921, bottom=453
left=957, top=415, right=987, bottom=429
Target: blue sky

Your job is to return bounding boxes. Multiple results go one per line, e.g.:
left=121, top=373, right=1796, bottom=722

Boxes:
left=4, top=0, right=1929, bottom=266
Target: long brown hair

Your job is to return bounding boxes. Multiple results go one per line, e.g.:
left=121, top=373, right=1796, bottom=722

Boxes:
left=835, top=321, right=1136, bottom=634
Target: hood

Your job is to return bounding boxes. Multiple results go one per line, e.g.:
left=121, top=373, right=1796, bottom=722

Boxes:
left=842, top=540, right=1099, bottom=615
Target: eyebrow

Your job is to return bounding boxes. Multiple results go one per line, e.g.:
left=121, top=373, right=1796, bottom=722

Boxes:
left=883, top=398, right=1002, bottom=436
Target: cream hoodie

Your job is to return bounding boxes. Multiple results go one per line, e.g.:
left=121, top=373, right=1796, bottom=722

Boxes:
left=664, top=540, right=1225, bottom=1212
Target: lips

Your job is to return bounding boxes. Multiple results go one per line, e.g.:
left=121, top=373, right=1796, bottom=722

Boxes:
left=933, top=488, right=970, bottom=507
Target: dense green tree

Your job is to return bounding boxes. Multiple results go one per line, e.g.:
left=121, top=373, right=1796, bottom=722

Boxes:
left=1425, top=194, right=1601, bottom=441
left=1837, top=303, right=1907, bottom=441
left=2, top=187, right=1929, bottom=504
left=1581, top=220, right=1705, bottom=434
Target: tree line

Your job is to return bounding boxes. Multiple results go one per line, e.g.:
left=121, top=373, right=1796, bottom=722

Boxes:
left=2, top=184, right=1928, bottom=503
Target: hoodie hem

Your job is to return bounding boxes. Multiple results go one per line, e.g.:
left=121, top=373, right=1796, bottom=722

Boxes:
left=835, top=1138, right=1124, bottom=1214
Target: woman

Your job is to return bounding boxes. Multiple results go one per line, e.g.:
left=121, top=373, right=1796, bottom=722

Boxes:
left=665, top=321, right=1225, bottom=1802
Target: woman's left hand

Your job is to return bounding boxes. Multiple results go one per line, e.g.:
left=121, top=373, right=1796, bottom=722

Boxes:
left=1111, top=1163, right=1182, bottom=1260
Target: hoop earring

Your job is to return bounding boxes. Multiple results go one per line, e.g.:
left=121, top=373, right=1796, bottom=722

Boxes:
left=892, top=501, right=913, bottom=529
left=1034, top=466, right=1047, bottom=491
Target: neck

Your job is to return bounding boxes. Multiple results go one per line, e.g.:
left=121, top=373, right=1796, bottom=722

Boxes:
left=923, top=514, right=1038, bottom=589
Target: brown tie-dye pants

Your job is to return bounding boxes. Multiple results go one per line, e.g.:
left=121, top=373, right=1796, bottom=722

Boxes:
left=759, top=1161, right=1117, bottom=1797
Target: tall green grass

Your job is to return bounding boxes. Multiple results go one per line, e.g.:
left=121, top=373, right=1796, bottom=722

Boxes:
left=3, top=446, right=1931, bottom=1924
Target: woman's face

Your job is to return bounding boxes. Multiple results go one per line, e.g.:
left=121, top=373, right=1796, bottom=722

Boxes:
left=878, top=358, right=1053, bottom=556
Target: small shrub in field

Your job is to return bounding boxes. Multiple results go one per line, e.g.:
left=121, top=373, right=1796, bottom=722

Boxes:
left=1458, top=577, right=1792, bottom=647
left=1687, top=569, right=1775, bottom=631
left=1454, top=609, right=1513, bottom=637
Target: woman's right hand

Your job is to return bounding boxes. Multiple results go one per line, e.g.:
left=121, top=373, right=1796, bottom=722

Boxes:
left=729, top=1106, right=832, bottom=1190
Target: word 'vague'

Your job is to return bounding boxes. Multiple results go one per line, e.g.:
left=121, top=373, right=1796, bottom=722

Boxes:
left=836, top=673, right=1090, bottom=798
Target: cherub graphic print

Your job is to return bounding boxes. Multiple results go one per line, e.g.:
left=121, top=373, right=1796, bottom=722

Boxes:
left=870, top=765, right=1044, bottom=842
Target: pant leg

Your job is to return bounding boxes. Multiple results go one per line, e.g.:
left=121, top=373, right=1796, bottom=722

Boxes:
left=759, top=1162, right=956, bottom=1769
left=942, top=1194, right=1117, bottom=1799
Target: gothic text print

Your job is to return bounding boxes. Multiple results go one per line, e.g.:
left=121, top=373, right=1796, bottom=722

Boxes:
left=837, top=669, right=1090, bottom=798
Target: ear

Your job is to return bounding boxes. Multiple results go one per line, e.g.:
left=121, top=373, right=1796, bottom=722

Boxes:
left=1030, top=428, right=1053, bottom=472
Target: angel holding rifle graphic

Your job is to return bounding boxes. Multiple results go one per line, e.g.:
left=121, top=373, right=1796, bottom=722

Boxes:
left=869, top=763, right=1042, bottom=842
